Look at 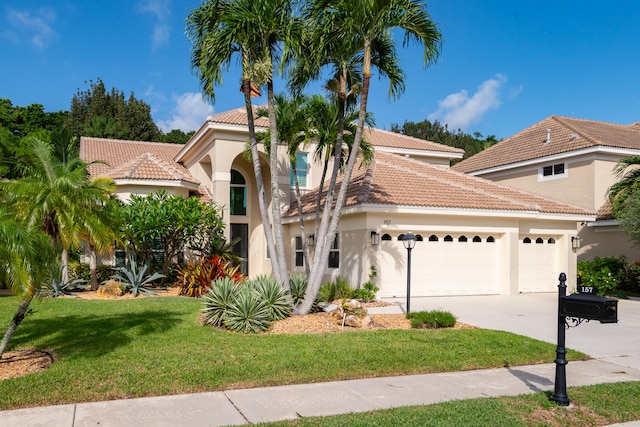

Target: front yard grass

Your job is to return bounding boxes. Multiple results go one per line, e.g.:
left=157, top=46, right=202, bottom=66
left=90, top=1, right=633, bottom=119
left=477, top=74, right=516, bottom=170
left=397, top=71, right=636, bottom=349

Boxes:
left=0, top=295, right=587, bottom=410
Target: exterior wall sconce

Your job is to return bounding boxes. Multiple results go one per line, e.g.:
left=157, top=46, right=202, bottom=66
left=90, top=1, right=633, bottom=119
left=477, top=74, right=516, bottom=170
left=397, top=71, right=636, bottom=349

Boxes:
left=307, top=234, right=315, bottom=247
left=571, top=236, right=581, bottom=250
left=371, top=231, right=380, bottom=246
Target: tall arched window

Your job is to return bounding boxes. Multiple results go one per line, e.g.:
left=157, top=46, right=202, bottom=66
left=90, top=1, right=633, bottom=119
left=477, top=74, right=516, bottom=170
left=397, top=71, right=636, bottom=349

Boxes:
left=230, top=169, right=247, bottom=216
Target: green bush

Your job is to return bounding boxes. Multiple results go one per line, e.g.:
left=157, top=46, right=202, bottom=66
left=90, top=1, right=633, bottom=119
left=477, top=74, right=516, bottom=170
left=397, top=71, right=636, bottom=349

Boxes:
left=577, top=257, right=626, bottom=295
left=68, top=261, right=112, bottom=285
left=317, top=276, right=353, bottom=302
left=623, top=259, right=640, bottom=294
left=353, top=265, right=379, bottom=301
left=406, top=310, right=457, bottom=329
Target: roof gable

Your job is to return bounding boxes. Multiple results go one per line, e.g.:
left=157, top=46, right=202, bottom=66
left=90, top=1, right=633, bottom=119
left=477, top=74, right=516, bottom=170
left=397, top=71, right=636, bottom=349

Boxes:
left=80, top=137, right=198, bottom=185
left=453, top=116, right=640, bottom=174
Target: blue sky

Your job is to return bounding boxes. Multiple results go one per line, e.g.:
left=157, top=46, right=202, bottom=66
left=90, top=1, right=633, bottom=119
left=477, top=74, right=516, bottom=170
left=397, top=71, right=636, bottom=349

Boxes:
left=2, top=0, right=639, bottom=140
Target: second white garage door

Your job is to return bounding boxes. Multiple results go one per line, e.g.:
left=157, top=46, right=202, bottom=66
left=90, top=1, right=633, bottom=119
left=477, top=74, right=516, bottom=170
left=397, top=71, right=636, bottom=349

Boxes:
left=377, top=233, right=500, bottom=297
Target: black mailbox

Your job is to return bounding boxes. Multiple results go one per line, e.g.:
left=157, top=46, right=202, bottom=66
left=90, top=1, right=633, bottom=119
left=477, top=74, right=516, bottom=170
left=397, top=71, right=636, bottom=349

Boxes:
left=559, top=293, right=618, bottom=323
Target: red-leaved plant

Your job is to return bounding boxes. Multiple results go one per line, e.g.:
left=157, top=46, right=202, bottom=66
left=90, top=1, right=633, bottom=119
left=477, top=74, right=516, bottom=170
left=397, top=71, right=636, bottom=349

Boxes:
left=177, top=255, right=244, bottom=297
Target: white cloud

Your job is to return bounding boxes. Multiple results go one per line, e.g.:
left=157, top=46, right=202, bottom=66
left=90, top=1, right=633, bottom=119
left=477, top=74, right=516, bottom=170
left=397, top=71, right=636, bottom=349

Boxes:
left=137, top=0, right=171, bottom=50
left=6, top=7, right=57, bottom=48
left=158, top=92, right=214, bottom=133
left=428, top=74, right=507, bottom=131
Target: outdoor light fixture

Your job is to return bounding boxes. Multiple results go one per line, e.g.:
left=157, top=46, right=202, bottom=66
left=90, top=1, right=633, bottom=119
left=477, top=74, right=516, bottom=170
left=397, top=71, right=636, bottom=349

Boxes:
left=307, top=234, right=315, bottom=247
left=371, top=231, right=380, bottom=246
left=571, top=236, right=581, bottom=250
left=401, top=231, right=417, bottom=313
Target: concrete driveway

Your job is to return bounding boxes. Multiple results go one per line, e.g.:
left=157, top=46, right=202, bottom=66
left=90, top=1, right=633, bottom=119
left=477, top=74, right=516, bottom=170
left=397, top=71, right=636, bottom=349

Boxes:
left=383, top=293, right=640, bottom=371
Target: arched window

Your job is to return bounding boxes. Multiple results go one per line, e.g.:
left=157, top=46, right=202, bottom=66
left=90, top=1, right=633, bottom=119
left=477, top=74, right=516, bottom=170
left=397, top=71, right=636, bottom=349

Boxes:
left=230, top=169, right=246, bottom=216
left=444, top=235, right=453, bottom=242
left=416, top=234, right=424, bottom=241
left=458, top=235, right=468, bottom=242
left=487, top=236, right=495, bottom=243
left=536, top=237, right=544, bottom=244
left=472, top=236, right=482, bottom=243
left=381, top=233, right=392, bottom=241
left=523, top=237, right=532, bottom=244
left=548, top=238, right=556, bottom=244
left=398, top=234, right=405, bottom=241
left=428, top=234, right=438, bottom=242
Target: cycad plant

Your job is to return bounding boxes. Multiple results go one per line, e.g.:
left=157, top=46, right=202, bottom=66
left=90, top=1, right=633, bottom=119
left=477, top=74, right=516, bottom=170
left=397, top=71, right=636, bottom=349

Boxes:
left=110, top=258, right=164, bottom=297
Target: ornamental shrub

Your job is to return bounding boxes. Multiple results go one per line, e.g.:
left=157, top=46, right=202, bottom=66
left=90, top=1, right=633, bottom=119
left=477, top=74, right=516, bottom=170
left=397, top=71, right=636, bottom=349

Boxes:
left=317, top=276, right=353, bottom=302
left=406, top=310, right=457, bottom=329
left=353, top=265, right=379, bottom=301
left=177, top=255, right=244, bottom=297
left=249, top=275, right=292, bottom=321
left=577, top=257, right=626, bottom=295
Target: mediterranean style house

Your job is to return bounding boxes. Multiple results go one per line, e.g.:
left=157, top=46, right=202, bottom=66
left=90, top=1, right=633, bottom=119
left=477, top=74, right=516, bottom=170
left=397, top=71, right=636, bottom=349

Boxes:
left=80, top=108, right=594, bottom=298
left=453, top=116, right=640, bottom=262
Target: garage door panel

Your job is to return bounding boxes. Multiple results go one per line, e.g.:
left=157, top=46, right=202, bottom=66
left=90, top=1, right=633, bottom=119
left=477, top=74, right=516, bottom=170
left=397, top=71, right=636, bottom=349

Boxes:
left=378, top=235, right=499, bottom=297
left=518, top=237, right=558, bottom=293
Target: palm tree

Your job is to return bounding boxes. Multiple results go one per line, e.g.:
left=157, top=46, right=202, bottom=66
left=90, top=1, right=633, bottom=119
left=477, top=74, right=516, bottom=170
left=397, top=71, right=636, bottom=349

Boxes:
left=608, top=155, right=640, bottom=216
left=187, top=0, right=301, bottom=287
left=294, top=0, right=442, bottom=314
left=0, top=204, right=55, bottom=358
left=3, top=136, right=117, bottom=286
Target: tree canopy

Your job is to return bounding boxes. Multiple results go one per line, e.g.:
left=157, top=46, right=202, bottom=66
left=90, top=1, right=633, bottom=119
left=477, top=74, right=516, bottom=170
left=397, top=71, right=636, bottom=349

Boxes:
left=391, top=118, right=499, bottom=161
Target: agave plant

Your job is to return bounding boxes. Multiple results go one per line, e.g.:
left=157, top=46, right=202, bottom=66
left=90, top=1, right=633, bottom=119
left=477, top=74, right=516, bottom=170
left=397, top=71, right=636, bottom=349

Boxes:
left=250, top=275, right=292, bottom=321
left=202, top=277, right=241, bottom=327
left=223, top=287, right=271, bottom=333
left=288, top=273, right=308, bottom=307
left=110, top=258, right=164, bottom=297
left=39, top=276, right=86, bottom=298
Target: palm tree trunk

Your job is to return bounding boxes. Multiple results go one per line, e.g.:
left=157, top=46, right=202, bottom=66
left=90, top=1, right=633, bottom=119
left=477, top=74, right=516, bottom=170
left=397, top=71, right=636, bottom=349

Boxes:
left=61, top=247, right=69, bottom=284
left=266, top=80, right=290, bottom=287
left=90, top=244, right=98, bottom=290
left=0, top=297, right=32, bottom=359
left=243, top=78, right=280, bottom=286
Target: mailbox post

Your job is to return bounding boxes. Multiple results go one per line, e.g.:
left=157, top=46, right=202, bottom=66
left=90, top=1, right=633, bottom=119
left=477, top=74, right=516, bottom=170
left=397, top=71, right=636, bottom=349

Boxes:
left=550, top=273, right=618, bottom=406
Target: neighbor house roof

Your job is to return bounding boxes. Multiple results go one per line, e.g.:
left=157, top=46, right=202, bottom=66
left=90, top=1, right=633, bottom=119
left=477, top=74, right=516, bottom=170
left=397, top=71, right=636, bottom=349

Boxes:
left=453, top=116, right=640, bottom=174
left=286, top=151, right=594, bottom=218
left=80, top=137, right=198, bottom=185
left=206, top=107, right=270, bottom=127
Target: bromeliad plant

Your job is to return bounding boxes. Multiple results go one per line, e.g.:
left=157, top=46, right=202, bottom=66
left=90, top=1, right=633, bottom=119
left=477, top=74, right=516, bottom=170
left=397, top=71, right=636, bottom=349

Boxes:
left=109, top=257, right=164, bottom=297
left=177, top=255, right=244, bottom=298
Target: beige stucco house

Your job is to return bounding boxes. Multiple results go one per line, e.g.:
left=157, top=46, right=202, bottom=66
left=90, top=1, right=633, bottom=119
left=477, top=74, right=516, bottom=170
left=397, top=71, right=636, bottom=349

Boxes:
left=453, top=116, right=640, bottom=262
left=80, top=108, right=594, bottom=297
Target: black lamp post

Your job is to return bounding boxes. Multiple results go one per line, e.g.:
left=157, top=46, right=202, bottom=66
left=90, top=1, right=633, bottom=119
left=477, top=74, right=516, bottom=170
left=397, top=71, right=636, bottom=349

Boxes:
left=402, top=231, right=416, bottom=313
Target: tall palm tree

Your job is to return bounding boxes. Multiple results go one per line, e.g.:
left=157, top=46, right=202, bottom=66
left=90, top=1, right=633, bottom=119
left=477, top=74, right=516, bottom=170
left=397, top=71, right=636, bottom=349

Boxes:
left=294, top=0, right=442, bottom=314
left=0, top=204, right=55, bottom=358
left=4, top=136, right=117, bottom=285
left=187, top=0, right=301, bottom=287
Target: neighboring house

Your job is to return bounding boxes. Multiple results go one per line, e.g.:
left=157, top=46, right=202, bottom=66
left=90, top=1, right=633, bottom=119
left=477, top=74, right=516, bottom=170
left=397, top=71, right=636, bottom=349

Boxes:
left=80, top=108, right=594, bottom=297
left=453, top=116, right=640, bottom=262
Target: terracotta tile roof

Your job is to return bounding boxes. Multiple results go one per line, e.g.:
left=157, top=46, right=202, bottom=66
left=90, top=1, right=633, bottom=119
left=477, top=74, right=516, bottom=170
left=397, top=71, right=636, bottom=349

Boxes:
left=365, top=127, right=464, bottom=155
left=286, top=151, right=594, bottom=217
left=596, top=199, right=615, bottom=221
left=80, top=137, right=198, bottom=185
left=453, top=116, right=640, bottom=174
left=206, top=107, right=269, bottom=127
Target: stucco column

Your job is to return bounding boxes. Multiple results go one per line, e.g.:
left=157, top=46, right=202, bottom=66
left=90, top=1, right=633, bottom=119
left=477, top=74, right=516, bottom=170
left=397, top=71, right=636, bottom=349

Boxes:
left=212, top=171, right=231, bottom=240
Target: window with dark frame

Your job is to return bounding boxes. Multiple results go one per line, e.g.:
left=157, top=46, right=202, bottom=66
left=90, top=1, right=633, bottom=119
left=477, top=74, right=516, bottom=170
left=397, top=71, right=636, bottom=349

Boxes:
left=294, top=236, right=304, bottom=267
left=328, top=234, right=339, bottom=268
left=542, top=163, right=565, bottom=177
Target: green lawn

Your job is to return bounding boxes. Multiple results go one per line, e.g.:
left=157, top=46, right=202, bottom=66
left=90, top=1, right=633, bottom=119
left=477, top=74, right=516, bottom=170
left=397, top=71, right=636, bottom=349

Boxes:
left=0, top=295, right=587, bottom=410
left=258, top=382, right=640, bottom=427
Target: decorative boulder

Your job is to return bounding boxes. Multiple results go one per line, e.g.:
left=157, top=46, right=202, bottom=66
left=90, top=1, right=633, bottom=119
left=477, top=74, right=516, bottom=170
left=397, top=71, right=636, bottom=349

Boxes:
left=97, top=280, right=124, bottom=298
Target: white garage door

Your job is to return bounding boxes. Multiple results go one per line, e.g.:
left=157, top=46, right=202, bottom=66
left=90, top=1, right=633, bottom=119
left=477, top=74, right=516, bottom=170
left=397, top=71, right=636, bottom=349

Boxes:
left=518, top=236, right=559, bottom=293
left=377, top=233, right=500, bottom=297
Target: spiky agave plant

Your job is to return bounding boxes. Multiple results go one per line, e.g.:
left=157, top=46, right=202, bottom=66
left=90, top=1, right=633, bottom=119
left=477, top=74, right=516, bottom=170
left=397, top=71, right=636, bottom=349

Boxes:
left=223, top=286, right=271, bottom=333
left=250, top=275, right=292, bottom=321
left=202, top=277, right=241, bottom=327
left=110, top=258, right=164, bottom=297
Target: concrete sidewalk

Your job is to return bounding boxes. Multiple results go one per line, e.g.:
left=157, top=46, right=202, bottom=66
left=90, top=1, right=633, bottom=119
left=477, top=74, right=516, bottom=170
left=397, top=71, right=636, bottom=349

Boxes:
left=2, top=359, right=640, bottom=427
